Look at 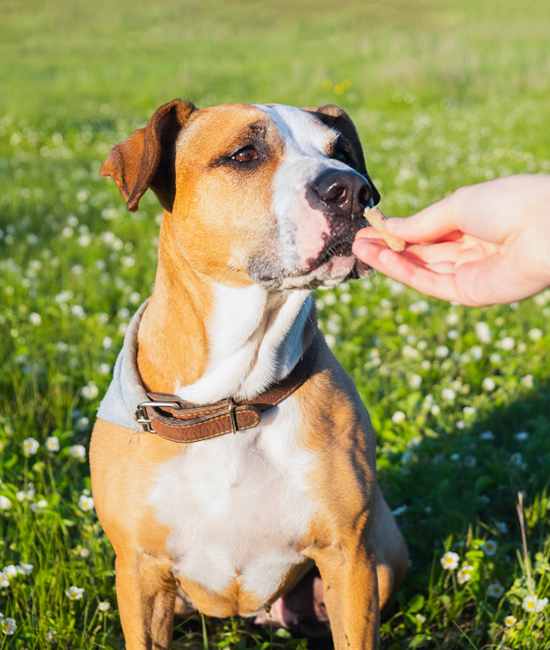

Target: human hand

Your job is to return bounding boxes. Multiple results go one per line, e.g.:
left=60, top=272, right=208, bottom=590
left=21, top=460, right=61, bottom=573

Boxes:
left=352, top=175, right=550, bottom=306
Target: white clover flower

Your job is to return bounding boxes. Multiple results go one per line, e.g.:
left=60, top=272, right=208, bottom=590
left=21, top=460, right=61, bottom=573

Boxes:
left=3, top=566, right=17, bottom=580
left=0, top=572, right=9, bottom=589
left=521, top=374, right=534, bottom=388
left=129, top=291, right=141, bottom=305
left=65, top=586, right=84, bottom=600
left=431, top=404, right=441, bottom=416
left=457, top=420, right=466, bottom=429
left=500, top=337, right=515, bottom=351
left=451, top=379, right=462, bottom=392
left=409, top=300, right=430, bottom=314
left=523, top=595, right=538, bottom=612
left=102, top=336, right=112, bottom=349
left=23, top=438, right=39, bottom=456
left=446, top=312, right=459, bottom=326
left=442, top=388, right=455, bottom=402
left=98, top=601, right=110, bottom=612
left=46, top=436, right=60, bottom=452
left=327, top=321, right=340, bottom=335
left=490, top=353, right=502, bottom=364
left=480, top=430, right=495, bottom=441
left=510, top=452, right=523, bottom=467
left=69, top=445, right=86, bottom=460
left=409, top=373, right=422, bottom=388
left=78, top=417, right=89, bottom=428
left=464, top=455, right=477, bottom=468
left=324, top=293, right=336, bottom=306
left=71, top=305, right=86, bottom=319
left=98, top=363, right=110, bottom=375
left=516, top=431, right=529, bottom=441
left=340, top=292, right=352, bottom=304
left=16, top=492, right=25, bottom=502
left=398, top=324, right=410, bottom=336
left=518, top=342, right=527, bottom=353
left=118, top=322, right=128, bottom=336
left=504, top=615, right=516, bottom=626
left=61, top=226, right=73, bottom=238
left=457, top=564, right=474, bottom=584
left=46, top=630, right=57, bottom=643
left=470, top=345, right=483, bottom=360
left=450, top=453, right=460, bottom=461
left=482, top=377, right=496, bottom=392
left=81, top=382, right=99, bottom=399
left=529, top=328, right=543, bottom=341
left=536, top=597, right=548, bottom=612
left=448, top=330, right=459, bottom=340
left=482, top=539, right=497, bottom=556
left=325, top=334, right=336, bottom=348
left=1, top=617, right=16, bottom=635
left=17, top=563, right=33, bottom=576
left=402, top=345, right=420, bottom=359
left=392, top=411, right=406, bottom=424
left=416, top=613, right=426, bottom=624
left=420, top=360, right=431, bottom=370
left=417, top=340, right=428, bottom=351
left=463, top=406, right=476, bottom=417
left=29, top=312, right=41, bottom=326
left=475, top=322, right=492, bottom=343
left=31, top=499, right=48, bottom=512
left=80, top=548, right=90, bottom=558
left=488, top=582, right=505, bottom=598
left=496, top=522, right=508, bottom=534
left=380, top=298, right=391, bottom=309
left=0, top=496, right=11, bottom=511
left=435, top=346, right=449, bottom=358
left=77, top=190, right=89, bottom=202
left=440, top=551, right=460, bottom=570
left=78, top=495, right=95, bottom=512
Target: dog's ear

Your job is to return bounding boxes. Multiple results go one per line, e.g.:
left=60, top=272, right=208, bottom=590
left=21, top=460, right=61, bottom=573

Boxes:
left=101, top=99, right=196, bottom=212
left=302, top=104, right=380, bottom=206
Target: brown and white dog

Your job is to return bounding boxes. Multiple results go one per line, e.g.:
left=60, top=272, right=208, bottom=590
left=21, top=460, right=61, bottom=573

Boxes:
left=91, top=99, right=408, bottom=650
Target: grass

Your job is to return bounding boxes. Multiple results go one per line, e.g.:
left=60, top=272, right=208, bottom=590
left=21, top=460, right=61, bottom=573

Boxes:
left=1, top=0, right=550, bottom=647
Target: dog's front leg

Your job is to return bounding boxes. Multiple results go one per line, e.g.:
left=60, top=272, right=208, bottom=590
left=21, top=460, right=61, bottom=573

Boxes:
left=308, top=541, right=380, bottom=650
left=115, top=552, right=177, bottom=650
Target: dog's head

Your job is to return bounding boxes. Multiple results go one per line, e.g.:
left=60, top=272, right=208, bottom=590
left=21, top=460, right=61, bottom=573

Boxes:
left=101, top=99, right=380, bottom=290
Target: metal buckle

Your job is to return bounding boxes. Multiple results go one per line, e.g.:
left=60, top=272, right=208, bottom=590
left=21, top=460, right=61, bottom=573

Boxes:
left=227, top=398, right=238, bottom=434
left=135, top=400, right=179, bottom=433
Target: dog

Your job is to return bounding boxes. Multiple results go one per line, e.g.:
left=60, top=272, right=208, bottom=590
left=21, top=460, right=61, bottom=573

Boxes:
left=90, top=99, right=408, bottom=650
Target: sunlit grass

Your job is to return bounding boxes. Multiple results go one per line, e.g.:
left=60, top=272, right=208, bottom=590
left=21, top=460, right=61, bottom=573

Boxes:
left=1, top=0, right=550, bottom=647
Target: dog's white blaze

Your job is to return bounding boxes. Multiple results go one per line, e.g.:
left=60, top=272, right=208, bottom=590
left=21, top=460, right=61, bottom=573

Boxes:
left=149, top=395, right=315, bottom=609
left=174, top=283, right=314, bottom=403
left=256, top=104, right=352, bottom=270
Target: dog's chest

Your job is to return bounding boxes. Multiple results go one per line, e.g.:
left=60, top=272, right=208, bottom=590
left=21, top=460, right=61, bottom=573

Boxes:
left=148, top=396, right=315, bottom=610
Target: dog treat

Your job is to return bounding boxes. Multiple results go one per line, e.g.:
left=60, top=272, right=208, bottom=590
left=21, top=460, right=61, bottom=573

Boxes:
left=364, top=206, right=406, bottom=252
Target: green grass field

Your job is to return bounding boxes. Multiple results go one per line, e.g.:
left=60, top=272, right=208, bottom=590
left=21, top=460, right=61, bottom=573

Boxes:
left=1, top=0, right=550, bottom=647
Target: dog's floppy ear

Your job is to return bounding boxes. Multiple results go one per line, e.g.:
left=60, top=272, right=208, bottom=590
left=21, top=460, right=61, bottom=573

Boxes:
left=101, top=99, right=196, bottom=212
left=302, top=104, right=381, bottom=206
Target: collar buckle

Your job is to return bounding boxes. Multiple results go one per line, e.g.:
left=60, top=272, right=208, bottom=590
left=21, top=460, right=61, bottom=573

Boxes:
left=227, top=398, right=238, bottom=434
left=136, top=400, right=179, bottom=433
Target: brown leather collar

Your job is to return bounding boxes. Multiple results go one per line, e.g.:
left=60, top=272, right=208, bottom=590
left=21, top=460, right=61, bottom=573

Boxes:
left=135, top=337, right=319, bottom=443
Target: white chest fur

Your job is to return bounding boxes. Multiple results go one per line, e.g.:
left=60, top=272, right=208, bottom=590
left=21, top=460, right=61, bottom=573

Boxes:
left=148, top=395, right=315, bottom=611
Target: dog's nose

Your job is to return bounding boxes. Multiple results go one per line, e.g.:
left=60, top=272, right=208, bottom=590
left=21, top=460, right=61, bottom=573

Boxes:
left=313, top=170, right=371, bottom=219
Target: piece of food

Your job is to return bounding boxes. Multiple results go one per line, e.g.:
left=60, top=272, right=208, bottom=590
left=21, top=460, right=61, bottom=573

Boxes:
left=363, top=206, right=406, bottom=252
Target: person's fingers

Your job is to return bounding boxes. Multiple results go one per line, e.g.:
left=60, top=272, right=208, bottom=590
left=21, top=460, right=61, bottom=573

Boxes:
left=381, top=194, right=461, bottom=243
left=375, top=249, right=464, bottom=302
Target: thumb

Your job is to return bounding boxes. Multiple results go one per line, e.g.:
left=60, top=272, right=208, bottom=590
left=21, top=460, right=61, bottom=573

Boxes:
left=384, top=194, right=461, bottom=243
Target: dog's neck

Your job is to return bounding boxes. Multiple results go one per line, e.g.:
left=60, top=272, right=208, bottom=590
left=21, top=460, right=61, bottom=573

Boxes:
left=137, top=216, right=316, bottom=404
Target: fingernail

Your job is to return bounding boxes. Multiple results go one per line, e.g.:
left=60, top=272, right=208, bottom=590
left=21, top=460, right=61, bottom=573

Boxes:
left=384, top=218, right=402, bottom=233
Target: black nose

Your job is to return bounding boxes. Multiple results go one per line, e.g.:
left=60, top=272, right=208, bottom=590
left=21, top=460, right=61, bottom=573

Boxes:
left=313, top=170, right=371, bottom=219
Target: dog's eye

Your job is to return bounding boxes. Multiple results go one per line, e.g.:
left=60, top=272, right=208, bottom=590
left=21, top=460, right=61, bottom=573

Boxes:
left=332, top=150, right=350, bottom=165
left=232, top=147, right=258, bottom=162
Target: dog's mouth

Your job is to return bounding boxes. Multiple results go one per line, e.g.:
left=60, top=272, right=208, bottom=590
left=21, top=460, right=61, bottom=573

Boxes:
left=307, top=238, right=354, bottom=272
